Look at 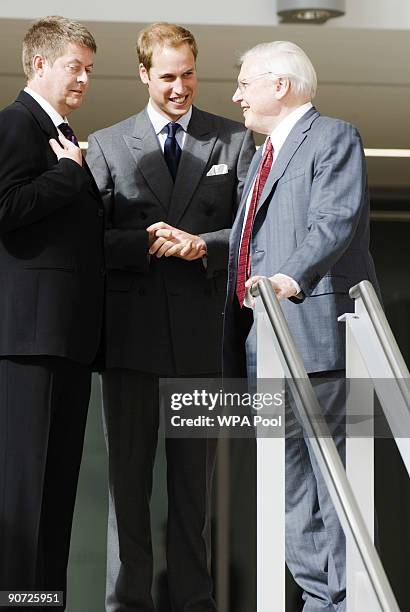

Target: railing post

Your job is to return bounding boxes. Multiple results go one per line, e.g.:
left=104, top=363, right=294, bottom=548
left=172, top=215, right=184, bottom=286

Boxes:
left=255, top=301, right=286, bottom=612
left=340, top=306, right=377, bottom=611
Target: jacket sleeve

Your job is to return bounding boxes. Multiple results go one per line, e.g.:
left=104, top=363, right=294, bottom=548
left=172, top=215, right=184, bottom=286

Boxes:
left=278, top=121, right=368, bottom=299
left=87, top=133, right=150, bottom=273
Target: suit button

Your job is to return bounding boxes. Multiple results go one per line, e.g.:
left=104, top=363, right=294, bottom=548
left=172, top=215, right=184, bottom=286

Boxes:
left=100, top=266, right=106, bottom=276
left=97, top=208, right=104, bottom=217
left=140, top=212, right=147, bottom=220
left=138, top=288, right=146, bottom=296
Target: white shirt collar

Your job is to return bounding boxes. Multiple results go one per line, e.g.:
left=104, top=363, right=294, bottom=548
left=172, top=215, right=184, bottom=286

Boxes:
left=24, top=87, right=67, bottom=127
left=147, top=99, right=192, bottom=134
left=269, top=102, right=313, bottom=156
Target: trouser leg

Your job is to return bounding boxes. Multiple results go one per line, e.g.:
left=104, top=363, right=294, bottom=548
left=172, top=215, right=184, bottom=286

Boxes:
left=0, top=356, right=91, bottom=610
left=285, top=373, right=346, bottom=612
left=166, top=436, right=217, bottom=612
left=102, top=369, right=159, bottom=612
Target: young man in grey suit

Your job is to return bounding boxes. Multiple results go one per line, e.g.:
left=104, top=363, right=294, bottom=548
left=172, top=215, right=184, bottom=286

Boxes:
left=224, top=41, right=379, bottom=611
left=87, top=22, right=254, bottom=612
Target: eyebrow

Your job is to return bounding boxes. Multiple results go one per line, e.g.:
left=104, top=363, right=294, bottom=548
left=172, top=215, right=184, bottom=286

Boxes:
left=158, top=67, right=195, bottom=77
left=66, top=59, right=94, bottom=67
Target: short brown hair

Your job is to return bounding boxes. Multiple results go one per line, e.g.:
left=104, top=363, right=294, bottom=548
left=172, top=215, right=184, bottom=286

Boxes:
left=137, top=22, right=198, bottom=72
left=22, top=15, right=97, bottom=80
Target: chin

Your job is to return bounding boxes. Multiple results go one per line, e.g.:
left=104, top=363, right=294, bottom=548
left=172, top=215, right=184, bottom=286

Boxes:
left=244, top=116, right=254, bottom=130
left=170, top=106, right=189, bottom=117
left=67, top=97, right=83, bottom=109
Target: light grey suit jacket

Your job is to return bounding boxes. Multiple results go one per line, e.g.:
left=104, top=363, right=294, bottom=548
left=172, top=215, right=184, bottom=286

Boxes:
left=87, top=106, right=255, bottom=375
left=223, top=107, right=379, bottom=376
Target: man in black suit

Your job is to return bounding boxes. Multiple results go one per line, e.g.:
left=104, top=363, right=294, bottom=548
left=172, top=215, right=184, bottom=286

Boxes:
left=0, top=16, right=104, bottom=608
left=87, top=22, right=254, bottom=612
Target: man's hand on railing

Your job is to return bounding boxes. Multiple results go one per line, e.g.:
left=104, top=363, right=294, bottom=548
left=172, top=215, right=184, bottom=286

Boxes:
left=245, top=274, right=298, bottom=301
left=147, top=221, right=207, bottom=261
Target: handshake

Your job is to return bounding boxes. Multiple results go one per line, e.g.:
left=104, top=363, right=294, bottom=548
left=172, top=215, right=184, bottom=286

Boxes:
left=147, top=221, right=207, bottom=262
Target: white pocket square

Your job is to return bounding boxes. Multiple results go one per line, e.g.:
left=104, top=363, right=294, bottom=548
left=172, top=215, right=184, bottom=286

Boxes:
left=206, top=164, right=228, bottom=176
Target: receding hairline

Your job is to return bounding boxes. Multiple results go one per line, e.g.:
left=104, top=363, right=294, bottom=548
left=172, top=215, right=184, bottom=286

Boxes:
left=239, top=41, right=310, bottom=64
left=237, top=40, right=317, bottom=100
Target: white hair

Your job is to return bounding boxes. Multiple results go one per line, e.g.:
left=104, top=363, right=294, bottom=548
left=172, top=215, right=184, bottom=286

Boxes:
left=240, top=41, right=317, bottom=100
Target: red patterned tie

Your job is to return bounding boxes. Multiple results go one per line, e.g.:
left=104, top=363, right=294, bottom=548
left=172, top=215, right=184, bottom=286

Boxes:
left=236, top=138, right=273, bottom=307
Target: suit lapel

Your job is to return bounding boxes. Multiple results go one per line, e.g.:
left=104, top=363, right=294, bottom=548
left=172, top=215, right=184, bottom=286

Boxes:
left=256, top=107, right=320, bottom=215
left=16, top=91, right=101, bottom=200
left=236, top=148, right=261, bottom=221
left=82, top=157, right=102, bottom=199
left=16, top=90, right=59, bottom=141
left=167, top=107, right=217, bottom=227
left=123, top=110, right=173, bottom=214
left=228, top=149, right=261, bottom=263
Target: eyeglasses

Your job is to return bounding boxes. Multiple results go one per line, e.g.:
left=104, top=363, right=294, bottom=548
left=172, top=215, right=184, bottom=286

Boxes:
left=236, top=72, right=277, bottom=94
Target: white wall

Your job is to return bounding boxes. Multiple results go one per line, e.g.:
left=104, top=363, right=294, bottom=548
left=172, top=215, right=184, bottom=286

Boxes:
left=1, top=0, right=410, bottom=29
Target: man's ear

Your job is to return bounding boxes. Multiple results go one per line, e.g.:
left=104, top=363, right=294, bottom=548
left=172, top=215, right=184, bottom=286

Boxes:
left=139, top=62, right=150, bottom=85
left=32, top=54, right=46, bottom=76
left=275, top=76, right=290, bottom=100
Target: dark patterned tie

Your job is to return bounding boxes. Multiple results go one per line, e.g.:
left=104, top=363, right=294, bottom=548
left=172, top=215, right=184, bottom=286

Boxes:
left=236, top=138, right=274, bottom=307
left=164, top=122, right=182, bottom=181
left=58, top=122, right=79, bottom=147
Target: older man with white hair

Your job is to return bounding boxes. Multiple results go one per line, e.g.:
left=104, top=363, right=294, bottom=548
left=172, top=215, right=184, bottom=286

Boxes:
left=224, top=41, right=380, bottom=611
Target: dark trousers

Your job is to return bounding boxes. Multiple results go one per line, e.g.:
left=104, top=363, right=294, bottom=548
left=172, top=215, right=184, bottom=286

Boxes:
left=0, top=356, right=91, bottom=610
left=102, top=369, right=218, bottom=612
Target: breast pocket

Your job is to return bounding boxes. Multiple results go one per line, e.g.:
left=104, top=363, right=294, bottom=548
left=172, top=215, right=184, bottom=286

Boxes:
left=278, top=168, right=305, bottom=185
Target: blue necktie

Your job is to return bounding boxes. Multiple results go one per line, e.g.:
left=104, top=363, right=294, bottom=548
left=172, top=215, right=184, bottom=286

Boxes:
left=58, top=122, right=79, bottom=147
left=164, top=122, right=181, bottom=181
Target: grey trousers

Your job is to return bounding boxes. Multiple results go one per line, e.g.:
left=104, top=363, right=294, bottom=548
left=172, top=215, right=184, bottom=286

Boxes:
left=285, top=373, right=346, bottom=612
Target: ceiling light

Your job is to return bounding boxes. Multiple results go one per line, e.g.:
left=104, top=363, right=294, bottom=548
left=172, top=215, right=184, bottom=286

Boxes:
left=277, top=0, right=346, bottom=24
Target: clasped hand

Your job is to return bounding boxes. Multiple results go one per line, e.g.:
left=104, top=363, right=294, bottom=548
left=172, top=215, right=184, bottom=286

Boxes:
left=147, top=221, right=207, bottom=261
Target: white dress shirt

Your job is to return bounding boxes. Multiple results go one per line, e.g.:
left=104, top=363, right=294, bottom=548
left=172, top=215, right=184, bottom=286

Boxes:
left=241, top=102, right=313, bottom=300
left=24, top=86, right=66, bottom=127
left=146, top=100, right=192, bottom=151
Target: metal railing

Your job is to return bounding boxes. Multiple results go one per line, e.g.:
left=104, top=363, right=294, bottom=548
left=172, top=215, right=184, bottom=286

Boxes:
left=345, top=280, right=410, bottom=477
left=252, top=277, right=400, bottom=612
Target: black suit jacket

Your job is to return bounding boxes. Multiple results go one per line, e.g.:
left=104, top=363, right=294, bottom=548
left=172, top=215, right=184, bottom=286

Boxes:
left=87, top=107, right=255, bottom=375
left=0, top=91, right=105, bottom=365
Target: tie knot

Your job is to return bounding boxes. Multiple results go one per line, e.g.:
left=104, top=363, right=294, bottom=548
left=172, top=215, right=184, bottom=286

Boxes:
left=166, top=122, right=180, bottom=138
left=58, top=122, right=79, bottom=147
left=264, top=137, right=273, bottom=156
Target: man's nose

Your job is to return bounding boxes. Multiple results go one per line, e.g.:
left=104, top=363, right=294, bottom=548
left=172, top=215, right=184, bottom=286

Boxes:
left=232, top=86, right=242, bottom=103
left=77, top=69, right=89, bottom=84
left=173, top=77, right=186, bottom=93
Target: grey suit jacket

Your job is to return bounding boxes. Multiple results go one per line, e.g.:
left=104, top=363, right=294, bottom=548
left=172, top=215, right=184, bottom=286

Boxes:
left=87, top=106, right=255, bottom=375
left=223, top=107, right=379, bottom=376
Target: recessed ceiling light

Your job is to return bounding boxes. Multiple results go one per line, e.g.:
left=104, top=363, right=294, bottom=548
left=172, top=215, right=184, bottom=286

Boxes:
left=277, top=1, right=345, bottom=24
